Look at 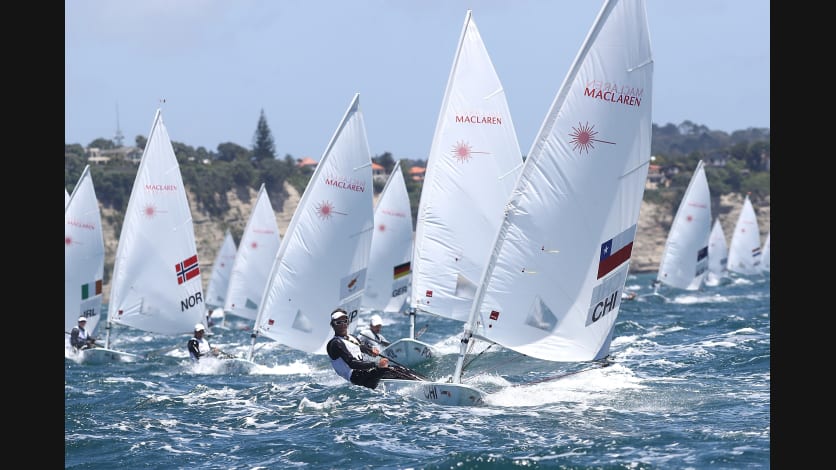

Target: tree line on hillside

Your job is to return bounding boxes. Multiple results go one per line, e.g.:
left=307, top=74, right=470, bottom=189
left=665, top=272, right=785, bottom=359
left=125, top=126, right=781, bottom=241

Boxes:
left=65, top=110, right=770, bottom=231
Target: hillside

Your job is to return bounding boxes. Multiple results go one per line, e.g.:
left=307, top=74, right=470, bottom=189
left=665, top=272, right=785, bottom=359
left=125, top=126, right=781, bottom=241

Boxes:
left=97, top=181, right=770, bottom=301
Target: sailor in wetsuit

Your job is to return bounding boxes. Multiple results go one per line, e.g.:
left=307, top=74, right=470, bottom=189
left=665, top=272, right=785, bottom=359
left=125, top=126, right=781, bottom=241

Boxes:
left=326, top=308, right=391, bottom=389
left=356, top=314, right=390, bottom=357
left=187, top=323, right=218, bottom=362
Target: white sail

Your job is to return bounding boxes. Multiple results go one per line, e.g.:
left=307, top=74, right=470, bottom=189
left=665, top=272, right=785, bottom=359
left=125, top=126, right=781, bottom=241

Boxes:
left=726, top=194, right=762, bottom=275
left=410, top=9, right=523, bottom=323
left=654, top=160, right=711, bottom=291
left=224, top=184, right=281, bottom=321
left=65, top=188, right=70, bottom=207
left=65, top=165, right=105, bottom=337
left=250, top=93, right=374, bottom=356
left=460, top=0, right=653, bottom=365
left=761, top=231, right=770, bottom=272
left=205, top=228, right=237, bottom=311
left=108, top=109, right=206, bottom=335
left=705, top=218, right=729, bottom=286
left=362, top=160, right=413, bottom=314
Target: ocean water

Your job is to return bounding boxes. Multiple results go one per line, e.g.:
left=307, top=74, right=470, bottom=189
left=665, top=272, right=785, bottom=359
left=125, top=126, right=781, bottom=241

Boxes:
left=65, top=271, right=770, bottom=469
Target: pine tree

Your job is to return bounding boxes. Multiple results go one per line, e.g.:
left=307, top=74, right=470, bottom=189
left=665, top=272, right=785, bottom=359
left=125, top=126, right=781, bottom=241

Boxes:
left=252, top=109, right=276, bottom=161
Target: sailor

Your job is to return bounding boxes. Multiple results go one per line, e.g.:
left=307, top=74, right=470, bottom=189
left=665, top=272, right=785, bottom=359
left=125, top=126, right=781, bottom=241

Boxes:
left=357, top=314, right=390, bottom=355
left=326, top=308, right=391, bottom=389
left=187, top=323, right=219, bottom=362
left=70, top=316, right=97, bottom=350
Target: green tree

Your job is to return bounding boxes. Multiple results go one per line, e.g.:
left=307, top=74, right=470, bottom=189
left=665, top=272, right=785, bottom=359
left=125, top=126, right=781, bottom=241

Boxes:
left=89, top=137, right=116, bottom=150
left=252, top=109, right=277, bottom=162
left=216, top=142, right=250, bottom=162
left=373, top=152, right=396, bottom=173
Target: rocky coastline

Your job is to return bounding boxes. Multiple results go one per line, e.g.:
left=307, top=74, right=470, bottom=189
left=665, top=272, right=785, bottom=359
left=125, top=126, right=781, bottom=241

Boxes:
left=98, top=182, right=770, bottom=300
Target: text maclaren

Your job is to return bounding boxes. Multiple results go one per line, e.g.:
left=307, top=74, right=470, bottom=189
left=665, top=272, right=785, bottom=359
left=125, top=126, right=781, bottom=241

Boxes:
left=583, top=80, right=644, bottom=107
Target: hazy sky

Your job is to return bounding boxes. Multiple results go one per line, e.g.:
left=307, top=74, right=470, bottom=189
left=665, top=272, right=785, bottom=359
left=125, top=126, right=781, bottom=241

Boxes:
left=65, top=0, right=769, bottom=161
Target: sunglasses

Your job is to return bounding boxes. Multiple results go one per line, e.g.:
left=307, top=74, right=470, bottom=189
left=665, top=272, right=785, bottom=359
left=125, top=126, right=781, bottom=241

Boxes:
left=333, top=319, right=348, bottom=325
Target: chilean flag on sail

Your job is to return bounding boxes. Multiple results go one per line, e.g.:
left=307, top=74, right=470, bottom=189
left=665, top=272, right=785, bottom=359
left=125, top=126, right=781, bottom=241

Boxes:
left=175, top=254, right=200, bottom=285
left=597, top=224, right=637, bottom=279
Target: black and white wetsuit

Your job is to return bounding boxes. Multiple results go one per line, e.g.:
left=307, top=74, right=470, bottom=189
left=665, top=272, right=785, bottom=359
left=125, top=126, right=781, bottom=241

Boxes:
left=326, top=334, right=387, bottom=389
left=357, top=328, right=390, bottom=352
left=70, top=326, right=95, bottom=350
left=187, top=336, right=213, bottom=362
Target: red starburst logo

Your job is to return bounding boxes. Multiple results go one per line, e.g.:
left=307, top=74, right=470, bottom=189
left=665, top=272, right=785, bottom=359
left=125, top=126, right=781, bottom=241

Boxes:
left=315, top=200, right=347, bottom=220
left=450, top=140, right=489, bottom=163
left=144, top=204, right=157, bottom=218
left=65, top=236, right=73, bottom=246
left=250, top=241, right=258, bottom=249
left=569, top=122, right=615, bottom=154
left=686, top=215, right=693, bottom=222
left=378, top=224, right=386, bottom=232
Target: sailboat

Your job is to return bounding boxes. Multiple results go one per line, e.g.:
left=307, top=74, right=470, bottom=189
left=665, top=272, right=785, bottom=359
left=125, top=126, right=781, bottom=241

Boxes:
left=247, top=93, right=374, bottom=361
left=64, top=166, right=128, bottom=363
left=405, top=9, right=523, bottom=364
left=204, top=228, right=237, bottom=328
left=761, top=231, right=770, bottom=273
left=705, top=218, right=730, bottom=286
left=382, top=0, right=653, bottom=405
left=726, top=194, right=763, bottom=276
left=223, top=183, right=281, bottom=325
left=360, top=161, right=433, bottom=365
left=104, top=108, right=207, bottom=362
left=652, top=160, right=711, bottom=295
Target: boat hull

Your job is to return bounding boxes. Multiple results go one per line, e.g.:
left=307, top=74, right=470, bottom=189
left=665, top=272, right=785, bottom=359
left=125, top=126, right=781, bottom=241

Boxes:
left=380, top=379, right=484, bottom=406
left=191, top=356, right=258, bottom=374
left=382, top=338, right=436, bottom=368
left=66, top=347, right=143, bottom=365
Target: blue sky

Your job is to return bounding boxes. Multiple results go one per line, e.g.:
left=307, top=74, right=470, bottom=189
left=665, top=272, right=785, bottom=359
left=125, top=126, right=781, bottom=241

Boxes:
left=65, top=0, right=769, bottom=161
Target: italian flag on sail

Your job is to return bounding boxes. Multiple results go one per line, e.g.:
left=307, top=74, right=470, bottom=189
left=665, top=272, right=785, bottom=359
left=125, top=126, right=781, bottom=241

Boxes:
left=81, top=280, right=103, bottom=300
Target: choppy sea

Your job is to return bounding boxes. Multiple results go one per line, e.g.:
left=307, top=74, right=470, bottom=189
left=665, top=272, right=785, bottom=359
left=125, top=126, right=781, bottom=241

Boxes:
left=65, top=271, right=770, bottom=469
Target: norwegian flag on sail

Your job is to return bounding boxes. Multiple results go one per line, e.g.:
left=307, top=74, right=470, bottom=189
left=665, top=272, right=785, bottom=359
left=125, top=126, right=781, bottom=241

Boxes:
left=175, top=254, right=200, bottom=285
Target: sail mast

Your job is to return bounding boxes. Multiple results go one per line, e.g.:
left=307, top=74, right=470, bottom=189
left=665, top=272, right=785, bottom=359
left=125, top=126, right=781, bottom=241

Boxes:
left=452, top=0, right=624, bottom=384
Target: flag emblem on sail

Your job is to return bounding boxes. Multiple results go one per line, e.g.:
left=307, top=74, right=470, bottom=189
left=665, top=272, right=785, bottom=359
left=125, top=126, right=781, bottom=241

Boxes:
left=393, top=261, right=411, bottom=280
left=81, top=280, right=102, bottom=299
left=175, top=254, right=200, bottom=285
left=751, top=247, right=761, bottom=257
left=598, top=225, right=637, bottom=279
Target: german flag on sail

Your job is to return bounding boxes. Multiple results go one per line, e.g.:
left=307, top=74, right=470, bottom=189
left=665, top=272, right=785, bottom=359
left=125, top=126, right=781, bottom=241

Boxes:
left=81, top=280, right=102, bottom=300
left=393, top=261, right=411, bottom=279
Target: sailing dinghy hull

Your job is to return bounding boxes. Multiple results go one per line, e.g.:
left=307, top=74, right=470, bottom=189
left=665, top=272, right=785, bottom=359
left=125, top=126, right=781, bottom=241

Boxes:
left=380, top=379, right=485, bottom=406
left=382, top=338, right=436, bottom=368
left=66, top=347, right=142, bottom=365
left=192, top=357, right=258, bottom=374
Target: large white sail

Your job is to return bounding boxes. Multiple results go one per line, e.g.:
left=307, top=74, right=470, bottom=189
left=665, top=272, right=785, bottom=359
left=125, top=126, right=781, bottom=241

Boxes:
left=362, top=160, right=413, bottom=314
left=205, top=228, right=237, bottom=311
left=654, top=160, right=711, bottom=291
left=459, top=0, right=653, bottom=365
left=65, top=165, right=105, bottom=337
left=705, top=218, right=729, bottom=286
left=224, top=184, right=281, bottom=321
left=108, top=109, right=206, bottom=335
left=761, top=231, right=770, bottom=272
left=250, top=93, right=374, bottom=356
left=727, top=194, right=763, bottom=275
left=410, top=10, right=523, bottom=323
